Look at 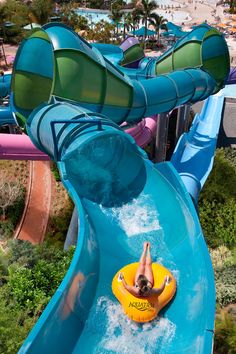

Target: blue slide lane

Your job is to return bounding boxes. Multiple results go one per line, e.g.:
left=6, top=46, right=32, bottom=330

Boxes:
left=171, top=93, right=225, bottom=202
left=18, top=100, right=215, bottom=353
left=7, top=23, right=227, bottom=353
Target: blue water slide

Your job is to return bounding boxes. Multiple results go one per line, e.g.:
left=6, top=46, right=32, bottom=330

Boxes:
left=0, top=106, right=16, bottom=125
left=0, top=73, right=11, bottom=98
left=9, top=23, right=229, bottom=353
left=0, top=74, right=16, bottom=124
left=18, top=101, right=215, bottom=354
left=171, top=93, right=225, bottom=202
left=92, top=43, right=124, bottom=65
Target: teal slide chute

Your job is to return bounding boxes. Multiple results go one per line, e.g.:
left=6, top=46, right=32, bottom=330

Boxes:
left=9, top=23, right=229, bottom=354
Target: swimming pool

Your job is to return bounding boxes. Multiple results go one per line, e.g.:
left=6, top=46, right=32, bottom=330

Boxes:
left=77, top=0, right=185, bottom=25
left=77, top=8, right=191, bottom=26
left=77, top=9, right=111, bottom=24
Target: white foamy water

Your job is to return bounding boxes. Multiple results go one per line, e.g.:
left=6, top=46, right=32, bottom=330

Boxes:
left=105, top=194, right=161, bottom=237
left=100, top=193, right=181, bottom=269
left=91, top=296, right=176, bottom=354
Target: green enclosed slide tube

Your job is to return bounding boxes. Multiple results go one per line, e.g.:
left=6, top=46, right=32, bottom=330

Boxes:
left=11, top=23, right=229, bottom=129
left=154, top=24, right=229, bottom=93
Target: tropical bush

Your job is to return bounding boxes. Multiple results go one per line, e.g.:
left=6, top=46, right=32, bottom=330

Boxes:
left=214, top=309, right=236, bottom=354
left=86, top=20, right=116, bottom=43
left=0, top=240, right=75, bottom=354
left=199, top=148, right=236, bottom=350
left=199, top=148, right=236, bottom=249
left=0, top=190, right=25, bottom=239
left=210, top=246, right=236, bottom=307
left=51, top=162, right=61, bottom=181
left=215, top=264, right=236, bottom=307
left=210, top=246, right=235, bottom=269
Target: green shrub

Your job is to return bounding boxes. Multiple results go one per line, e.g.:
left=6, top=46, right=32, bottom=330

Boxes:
left=215, top=265, right=236, bottom=307
left=199, top=199, right=236, bottom=248
left=0, top=191, right=25, bottom=239
left=45, top=208, right=73, bottom=247
left=0, top=293, right=35, bottom=354
left=224, top=147, right=236, bottom=168
left=199, top=149, right=236, bottom=249
left=50, top=162, right=61, bottom=182
left=0, top=240, right=75, bottom=353
left=210, top=246, right=235, bottom=269
left=199, top=149, right=236, bottom=204
left=210, top=247, right=236, bottom=307
left=214, top=310, right=236, bottom=354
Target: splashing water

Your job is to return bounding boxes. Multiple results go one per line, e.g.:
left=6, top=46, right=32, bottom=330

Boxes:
left=87, top=296, right=176, bottom=354
left=109, top=194, right=161, bottom=238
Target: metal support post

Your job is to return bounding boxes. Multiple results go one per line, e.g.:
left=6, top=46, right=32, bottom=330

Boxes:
left=175, top=104, right=191, bottom=144
left=154, top=112, right=169, bottom=163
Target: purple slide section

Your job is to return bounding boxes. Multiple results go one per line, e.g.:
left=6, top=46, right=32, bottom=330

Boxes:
left=0, top=133, right=50, bottom=160
left=0, top=116, right=157, bottom=160
left=119, top=36, right=139, bottom=51
left=226, top=67, right=236, bottom=85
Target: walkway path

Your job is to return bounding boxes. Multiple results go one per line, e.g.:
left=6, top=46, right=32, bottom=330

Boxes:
left=15, top=161, right=52, bottom=244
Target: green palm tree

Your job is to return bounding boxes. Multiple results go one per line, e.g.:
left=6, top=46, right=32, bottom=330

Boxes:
left=109, top=5, right=123, bottom=35
left=123, top=12, right=134, bottom=39
left=137, top=0, right=157, bottom=41
left=131, top=7, right=142, bottom=31
left=29, top=0, right=53, bottom=25
left=149, top=13, right=167, bottom=46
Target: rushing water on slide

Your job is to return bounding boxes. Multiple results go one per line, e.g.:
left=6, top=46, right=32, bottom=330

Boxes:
left=75, top=192, right=180, bottom=353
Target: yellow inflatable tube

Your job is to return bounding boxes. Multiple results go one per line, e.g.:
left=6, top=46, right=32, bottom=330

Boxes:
left=112, top=262, right=176, bottom=323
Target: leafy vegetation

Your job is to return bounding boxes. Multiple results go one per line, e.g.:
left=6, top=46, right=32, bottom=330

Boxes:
left=50, top=162, right=61, bottom=182
left=86, top=20, right=116, bottom=43
left=29, top=0, right=53, bottom=25
left=136, top=0, right=157, bottom=41
left=149, top=13, right=167, bottom=45
left=198, top=148, right=236, bottom=350
left=0, top=161, right=27, bottom=240
left=214, top=309, right=236, bottom=354
left=211, top=246, right=236, bottom=307
left=223, top=0, right=236, bottom=14
left=215, top=264, right=236, bottom=306
left=0, top=158, right=75, bottom=351
left=199, top=148, right=236, bottom=249
left=0, top=194, right=25, bottom=239
left=0, top=240, right=75, bottom=354
left=46, top=164, right=74, bottom=248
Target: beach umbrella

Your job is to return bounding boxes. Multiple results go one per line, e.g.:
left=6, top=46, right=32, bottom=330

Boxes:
left=230, top=21, right=236, bottom=27
left=230, top=27, right=236, bottom=33
left=130, top=26, right=156, bottom=36
left=161, top=31, right=175, bottom=37
left=23, top=23, right=41, bottom=30
left=217, top=23, right=229, bottom=28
